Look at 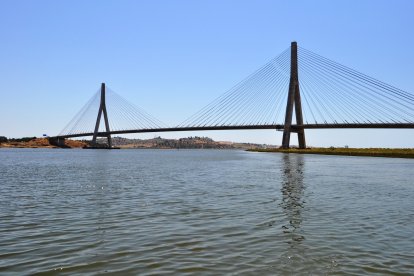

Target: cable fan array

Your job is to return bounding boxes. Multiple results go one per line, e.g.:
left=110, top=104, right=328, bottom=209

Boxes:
left=297, top=47, right=414, bottom=124
left=178, top=48, right=292, bottom=128
left=178, top=46, right=414, bottom=127
left=59, top=87, right=167, bottom=136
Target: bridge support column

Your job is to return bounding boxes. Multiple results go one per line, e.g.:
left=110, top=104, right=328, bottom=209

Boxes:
left=282, top=42, right=306, bottom=149
left=92, top=83, right=112, bottom=148
left=48, top=137, right=67, bottom=147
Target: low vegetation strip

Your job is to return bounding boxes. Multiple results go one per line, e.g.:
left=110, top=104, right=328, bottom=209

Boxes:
left=247, top=147, right=414, bottom=159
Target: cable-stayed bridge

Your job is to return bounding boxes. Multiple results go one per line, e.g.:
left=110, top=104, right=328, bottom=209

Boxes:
left=51, top=42, right=414, bottom=148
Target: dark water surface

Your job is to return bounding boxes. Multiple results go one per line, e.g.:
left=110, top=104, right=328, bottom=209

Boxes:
left=0, top=149, right=413, bottom=275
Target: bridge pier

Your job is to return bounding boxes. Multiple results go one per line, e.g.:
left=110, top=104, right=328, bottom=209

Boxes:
left=91, top=83, right=113, bottom=148
left=48, top=137, right=67, bottom=147
left=281, top=41, right=306, bottom=149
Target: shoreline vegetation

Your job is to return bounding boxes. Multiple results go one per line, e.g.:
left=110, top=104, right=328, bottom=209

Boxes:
left=247, top=147, right=414, bottom=159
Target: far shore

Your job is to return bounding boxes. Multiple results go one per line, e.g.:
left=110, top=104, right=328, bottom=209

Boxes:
left=0, top=137, right=273, bottom=150
left=2, top=138, right=413, bottom=159
left=247, top=147, right=414, bottom=159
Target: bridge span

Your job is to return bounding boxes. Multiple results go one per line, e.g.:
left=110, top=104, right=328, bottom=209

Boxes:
left=51, top=42, right=414, bottom=148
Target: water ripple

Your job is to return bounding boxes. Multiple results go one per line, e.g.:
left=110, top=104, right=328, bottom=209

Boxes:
left=0, top=149, right=413, bottom=275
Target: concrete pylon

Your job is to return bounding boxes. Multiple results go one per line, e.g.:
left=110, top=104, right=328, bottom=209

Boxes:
left=281, top=42, right=306, bottom=149
left=92, top=83, right=112, bottom=148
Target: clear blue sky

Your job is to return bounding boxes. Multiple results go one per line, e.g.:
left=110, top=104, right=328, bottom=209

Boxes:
left=1, top=0, right=413, bottom=147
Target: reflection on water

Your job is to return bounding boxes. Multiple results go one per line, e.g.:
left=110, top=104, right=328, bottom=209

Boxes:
left=280, top=154, right=305, bottom=243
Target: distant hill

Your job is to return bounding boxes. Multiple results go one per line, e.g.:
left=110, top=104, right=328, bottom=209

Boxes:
left=97, top=136, right=277, bottom=149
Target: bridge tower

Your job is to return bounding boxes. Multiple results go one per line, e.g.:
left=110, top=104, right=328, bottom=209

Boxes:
left=92, top=83, right=112, bottom=148
left=281, top=42, right=306, bottom=149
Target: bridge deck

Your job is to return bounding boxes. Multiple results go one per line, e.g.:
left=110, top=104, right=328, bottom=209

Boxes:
left=54, top=123, right=414, bottom=139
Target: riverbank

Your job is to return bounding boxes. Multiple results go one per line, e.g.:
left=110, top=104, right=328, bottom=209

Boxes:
left=0, top=138, right=87, bottom=148
left=247, top=147, right=414, bottom=159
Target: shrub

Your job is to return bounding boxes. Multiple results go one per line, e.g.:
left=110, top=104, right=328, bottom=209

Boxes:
left=9, top=137, right=36, bottom=142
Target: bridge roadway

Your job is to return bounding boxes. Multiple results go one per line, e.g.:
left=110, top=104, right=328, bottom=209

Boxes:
left=54, top=123, right=414, bottom=139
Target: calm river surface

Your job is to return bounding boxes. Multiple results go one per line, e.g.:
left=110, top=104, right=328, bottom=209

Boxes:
left=0, top=149, right=413, bottom=275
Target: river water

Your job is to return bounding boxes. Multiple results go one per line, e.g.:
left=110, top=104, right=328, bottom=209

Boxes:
left=0, top=149, right=413, bottom=275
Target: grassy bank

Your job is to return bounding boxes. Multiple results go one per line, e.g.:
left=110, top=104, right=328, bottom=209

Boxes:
left=247, top=147, right=414, bottom=159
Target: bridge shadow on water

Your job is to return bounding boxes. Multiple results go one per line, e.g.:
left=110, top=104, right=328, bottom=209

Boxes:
left=280, top=154, right=306, bottom=244
left=274, top=153, right=343, bottom=275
